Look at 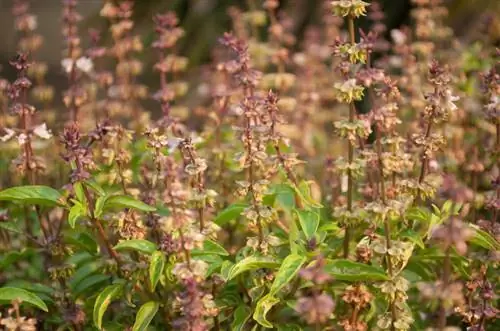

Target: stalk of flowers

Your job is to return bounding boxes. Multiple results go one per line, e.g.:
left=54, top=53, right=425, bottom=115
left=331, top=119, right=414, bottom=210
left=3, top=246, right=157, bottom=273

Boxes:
left=158, top=155, right=218, bottom=329
left=12, top=0, right=55, bottom=129
left=60, top=121, right=121, bottom=266
left=81, top=29, right=113, bottom=124
left=100, top=0, right=148, bottom=130
left=151, top=11, right=189, bottom=125
left=401, top=60, right=458, bottom=202
left=2, top=53, right=52, bottom=227
left=481, top=65, right=499, bottom=224
left=330, top=0, right=371, bottom=259
left=361, top=55, right=415, bottom=329
left=219, top=32, right=273, bottom=248
left=455, top=266, right=497, bottom=330
left=61, top=0, right=90, bottom=124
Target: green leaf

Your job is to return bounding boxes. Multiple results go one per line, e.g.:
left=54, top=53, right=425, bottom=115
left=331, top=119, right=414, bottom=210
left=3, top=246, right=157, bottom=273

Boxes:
left=73, top=274, right=110, bottom=296
left=232, top=305, right=252, bottom=331
left=84, top=180, right=106, bottom=196
left=0, top=287, right=48, bottom=312
left=132, top=301, right=159, bottom=331
left=270, top=184, right=296, bottom=211
left=94, top=195, right=107, bottom=219
left=400, top=229, right=425, bottom=249
left=149, top=251, right=166, bottom=291
left=93, top=283, right=124, bottom=330
left=228, top=256, right=280, bottom=281
left=104, top=195, right=156, bottom=212
left=220, top=260, right=234, bottom=281
left=323, top=259, right=389, bottom=281
left=253, top=294, right=279, bottom=328
left=0, top=249, right=35, bottom=270
left=0, top=221, right=23, bottom=234
left=296, top=181, right=323, bottom=208
left=68, top=203, right=85, bottom=228
left=294, top=209, right=319, bottom=239
left=0, top=185, right=63, bottom=207
left=469, top=225, right=500, bottom=250
left=192, top=240, right=229, bottom=256
left=114, top=239, right=157, bottom=255
left=74, top=182, right=86, bottom=205
left=269, top=254, right=306, bottom=295
left=69, top=261, right=102, bottom=289
left=214, top=203, right=247, bottom=225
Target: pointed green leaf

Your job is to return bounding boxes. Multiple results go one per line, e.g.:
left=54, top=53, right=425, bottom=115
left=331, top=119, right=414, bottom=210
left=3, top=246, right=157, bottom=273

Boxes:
left=253, top=294, right=279, bottom=328
left=232, top=304, right=252, bottom=331
left=469, top=225, right=499, bottom=250
left=93, top=283, right=124, bottom=330
left=0, top=185, right=63, bottom=206
left=73, top=274, right=110, bottom=296
left=0, top=287, right=48, bottom=312
left=323, top=259, right=389, bottom=281
left=94, top=195, right=107, bottom=219
left=132, top=301, right=159, bottom=331
left=149, top=251, right=166, bottom=291
left=214, top=203, right=247, bottom=225
left=192, top=239, right=229, bottom=256
left=104, top=195, right=156, bottom=212
left=68, top=203, right=85, bottom=228
left=228, top=256, right=280, bottom=281
left=269, top=254, right=306, bottom=295
left=294, top=209, right=319, bottom=239
left=114, top=239, right=157, bottom=255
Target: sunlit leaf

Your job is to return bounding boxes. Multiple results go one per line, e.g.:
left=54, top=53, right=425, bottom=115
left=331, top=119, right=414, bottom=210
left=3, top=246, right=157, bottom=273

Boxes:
left=0, top=185, right=63, bottom=207
left=0, top=287, right=48, bottom=312
left=132, top=301, right=159, bottom=331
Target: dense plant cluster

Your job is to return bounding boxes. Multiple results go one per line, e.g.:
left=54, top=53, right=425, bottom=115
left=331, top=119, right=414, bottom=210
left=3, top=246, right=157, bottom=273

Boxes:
left=0, top=0, right=498, bottom=330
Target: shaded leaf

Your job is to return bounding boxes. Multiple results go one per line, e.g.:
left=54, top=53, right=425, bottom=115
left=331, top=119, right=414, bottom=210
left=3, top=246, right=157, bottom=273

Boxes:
left=0, top=221, right=23, bottom=234
left=469, top=225, right=499, bottom=250
left=73, top=274, right=110, bottom=296
left=232, top=305, right=252, bottom=331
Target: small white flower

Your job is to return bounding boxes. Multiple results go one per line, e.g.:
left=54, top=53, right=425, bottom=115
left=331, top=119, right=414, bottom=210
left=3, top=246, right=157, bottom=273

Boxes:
left=18, top=133, right=28, bottom=146
left=76, top=57, right=94, bottom=73
left=341, top=175, right=348, bottom=193
left=391, top=29, right=406, bottom=45
left=61, top=57, right=94, bottom=74
left=33, top=123, right=52, bottom=139
left=167, top=137, right=183, bottom=153
left=26, top=15, right=38, bottom=31
left=0, top=128, right=16, bottom=142
left=444, top=89, right=459, bottom=112
left=61, top=58, right=74, bottom=74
